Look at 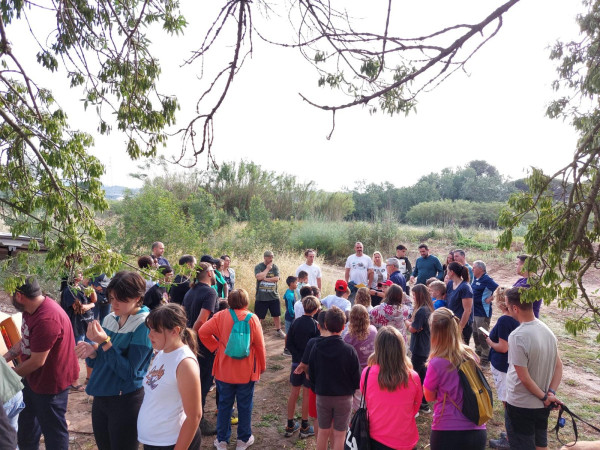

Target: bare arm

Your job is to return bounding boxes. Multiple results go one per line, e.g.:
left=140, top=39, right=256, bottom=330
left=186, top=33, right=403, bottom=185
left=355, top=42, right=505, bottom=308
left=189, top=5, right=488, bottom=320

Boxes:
left=3, top=341, right=23, bottom=363
left=14, top=349, right=51, bottom=377
left=486, top=337, right=508, bottom=353
left=423, top=386, right=436, bottom=402
left=344, top=268, right=350, bottom=282
left=459, top=297, right=472, bottom=329
left=174, top=358, right=202, bottom=450
left=192, top=309, right=212, bottom=333
left=255, top=264, right=272, bottom=281
left=367, top=269, right=374, bottom=286
left=549, top=353, right=563, bottom=393
left=317, top=277, right=322, bottom=291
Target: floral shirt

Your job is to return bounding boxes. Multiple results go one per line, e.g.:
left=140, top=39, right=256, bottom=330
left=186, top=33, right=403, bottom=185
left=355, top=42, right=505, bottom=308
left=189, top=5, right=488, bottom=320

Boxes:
left=369, top=301, right=413, bottom=344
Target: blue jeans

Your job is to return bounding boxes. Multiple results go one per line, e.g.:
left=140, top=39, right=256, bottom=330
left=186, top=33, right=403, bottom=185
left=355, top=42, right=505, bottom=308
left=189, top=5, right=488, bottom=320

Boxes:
left=18, top=381, right=70, bottom=450
left=285, top=319, right=293, bottom=334
left=215, top=380, right=255, bottom=443
left=3, top=390, right=24, bottom=434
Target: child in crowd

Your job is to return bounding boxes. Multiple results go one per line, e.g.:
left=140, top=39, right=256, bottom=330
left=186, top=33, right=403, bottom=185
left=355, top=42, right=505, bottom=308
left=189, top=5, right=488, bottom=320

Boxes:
left=285, top=296, right=321, bottom=439
left=354, top=287, right=373, bottom=312
left=308, top=306, right=360, bottom=450
left=297, top=271, right=309, bottom=294
left=283, top=276, right=299, bottom=357
left=423, top=308, right=486, bottom=449
left=295, top=286, right=314, bottom=318
left=405, top=284, right=434, bottom=413
left=295, top=311, right=329, bottom=441
left=321, top=280, right=351, bottom=321
left=137, top=304, right=202, bottom=450
left=310, top=286, right=321, bottom=299
left=429, top=280, right=447, bottom=310
left=486, top=287, right=520, bottom=449
left=343, top=304, right=377, bottom=411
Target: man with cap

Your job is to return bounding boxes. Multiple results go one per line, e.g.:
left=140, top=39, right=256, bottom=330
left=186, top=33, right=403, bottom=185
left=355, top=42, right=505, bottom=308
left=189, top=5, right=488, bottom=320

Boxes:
left=3, top=277, right=79, bottom=449
left=386, top=257, right=408, bottom=294
left=369, top=280, right=393, bottom=306
left=320, top=280, right=352, bottom=321
left=254, top=250, right=285, bottom=338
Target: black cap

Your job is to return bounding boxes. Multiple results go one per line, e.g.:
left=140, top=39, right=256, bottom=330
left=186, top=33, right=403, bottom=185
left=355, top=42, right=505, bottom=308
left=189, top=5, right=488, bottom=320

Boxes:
left=16, top=277, right=42, bottom=298
left=200, top=255, right=219, bottom=265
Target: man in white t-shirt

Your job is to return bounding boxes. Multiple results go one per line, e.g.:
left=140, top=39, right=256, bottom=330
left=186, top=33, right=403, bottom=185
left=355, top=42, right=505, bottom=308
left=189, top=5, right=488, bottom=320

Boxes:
left=344, top=242, right=373, bottom=288
left=320, top=280, right=351, bottom=320
left=296, top=249, right=322, bottom=290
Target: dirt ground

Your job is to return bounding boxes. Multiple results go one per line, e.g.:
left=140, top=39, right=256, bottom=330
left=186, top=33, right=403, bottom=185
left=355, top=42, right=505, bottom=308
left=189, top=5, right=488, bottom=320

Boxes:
left=3, top=257, right=600, bottom=449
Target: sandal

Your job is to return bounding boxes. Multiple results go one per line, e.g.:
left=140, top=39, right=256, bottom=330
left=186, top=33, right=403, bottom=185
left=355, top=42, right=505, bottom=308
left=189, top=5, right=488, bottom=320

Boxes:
left=69, top=384, right=85, bottom=393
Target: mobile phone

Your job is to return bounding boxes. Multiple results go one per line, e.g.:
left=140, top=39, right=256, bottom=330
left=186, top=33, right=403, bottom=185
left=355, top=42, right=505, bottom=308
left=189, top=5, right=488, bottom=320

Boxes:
left=478, top=327, right=490, bottom=337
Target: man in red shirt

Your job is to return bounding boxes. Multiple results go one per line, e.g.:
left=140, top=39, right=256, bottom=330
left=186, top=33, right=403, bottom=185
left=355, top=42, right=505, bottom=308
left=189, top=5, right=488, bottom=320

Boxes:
left=3, top=277, right=79, bottom=450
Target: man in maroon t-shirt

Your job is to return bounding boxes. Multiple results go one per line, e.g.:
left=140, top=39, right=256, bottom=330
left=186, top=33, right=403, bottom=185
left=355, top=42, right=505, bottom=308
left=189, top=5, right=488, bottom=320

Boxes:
left=3, top=277, right=79, bottom=450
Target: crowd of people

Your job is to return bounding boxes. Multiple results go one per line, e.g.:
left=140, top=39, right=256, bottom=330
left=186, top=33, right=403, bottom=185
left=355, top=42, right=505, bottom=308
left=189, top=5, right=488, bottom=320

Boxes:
left=0, top=241, right=564, bottom=450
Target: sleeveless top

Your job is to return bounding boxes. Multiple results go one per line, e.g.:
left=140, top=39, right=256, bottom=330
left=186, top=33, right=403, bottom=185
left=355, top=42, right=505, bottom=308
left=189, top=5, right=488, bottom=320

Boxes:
left=137, top=345, right=198, bottom=445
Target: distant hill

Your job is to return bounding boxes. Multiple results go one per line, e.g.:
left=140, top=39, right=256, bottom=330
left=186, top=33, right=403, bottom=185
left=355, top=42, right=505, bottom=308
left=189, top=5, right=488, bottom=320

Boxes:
left=103, top=185, right=139, bottom=200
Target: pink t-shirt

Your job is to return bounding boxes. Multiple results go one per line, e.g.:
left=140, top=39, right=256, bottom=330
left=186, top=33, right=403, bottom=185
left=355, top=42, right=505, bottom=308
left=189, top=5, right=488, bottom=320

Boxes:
left=360, top=365, right=421, bottom=449
left=423, top=357, right=486, bottom=431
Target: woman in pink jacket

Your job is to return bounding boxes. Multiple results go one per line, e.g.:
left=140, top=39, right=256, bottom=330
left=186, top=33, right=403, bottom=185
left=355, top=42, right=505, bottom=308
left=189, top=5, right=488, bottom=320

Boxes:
left=198, top=289, right=266, bottom=450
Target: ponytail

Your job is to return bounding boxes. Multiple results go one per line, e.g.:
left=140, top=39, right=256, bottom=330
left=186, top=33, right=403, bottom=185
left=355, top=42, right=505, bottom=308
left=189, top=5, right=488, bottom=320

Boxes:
left=448, top=262, right=470, bottom=283
left=182, top=327, right=198, bottom=355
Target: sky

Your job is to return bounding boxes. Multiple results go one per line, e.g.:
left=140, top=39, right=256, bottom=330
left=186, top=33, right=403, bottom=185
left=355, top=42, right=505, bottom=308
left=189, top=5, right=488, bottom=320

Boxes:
left=8, top=0, right=584, bottom=192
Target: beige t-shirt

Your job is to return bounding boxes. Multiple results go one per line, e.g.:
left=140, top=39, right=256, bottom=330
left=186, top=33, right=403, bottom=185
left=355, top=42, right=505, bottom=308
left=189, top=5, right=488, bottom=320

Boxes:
left=506, top=319, right=558, bottom=408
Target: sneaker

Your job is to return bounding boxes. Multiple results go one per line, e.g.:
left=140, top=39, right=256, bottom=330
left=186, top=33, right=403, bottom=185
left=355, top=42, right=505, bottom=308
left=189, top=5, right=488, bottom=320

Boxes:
left=419, top=404, right=432, bottom=413
left=213, top=438, right=228, bottom=450
left=236, top=435, right=255, bottom=450
left=282, top=348, right=292, bottom=357
left=489, top=436, right=510, bottom=449
left=276, top=329, right=286, bottom=339
left=284, top=421, right=300, bottom=437
left=201, top=418, right=218, bottom=436
left=299, top=425, right=315, bottom=438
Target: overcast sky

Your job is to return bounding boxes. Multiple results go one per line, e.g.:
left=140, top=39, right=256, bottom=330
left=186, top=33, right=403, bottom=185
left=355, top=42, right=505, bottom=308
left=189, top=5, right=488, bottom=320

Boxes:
left=10, top=0, right=584, bottom=192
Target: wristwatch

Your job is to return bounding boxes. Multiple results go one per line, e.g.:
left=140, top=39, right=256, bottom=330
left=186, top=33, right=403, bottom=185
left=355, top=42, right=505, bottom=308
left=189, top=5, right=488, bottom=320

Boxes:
left=547, top=388, right=556, bottom=395
left=540, top=393, right=548, bottom=402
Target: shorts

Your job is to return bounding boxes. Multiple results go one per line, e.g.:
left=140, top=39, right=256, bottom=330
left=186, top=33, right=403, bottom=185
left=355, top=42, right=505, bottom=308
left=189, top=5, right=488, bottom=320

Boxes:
left=308, top=389, right=317, bottom=418
left=316, top=394, right=353, bottom=431
left=490, top=365, right=507, bottom=402
left=254, top=299, right=281, bottom=320
left=290, top=363, right=310, bottom=388
left=505, top=403, right=550, bottom=449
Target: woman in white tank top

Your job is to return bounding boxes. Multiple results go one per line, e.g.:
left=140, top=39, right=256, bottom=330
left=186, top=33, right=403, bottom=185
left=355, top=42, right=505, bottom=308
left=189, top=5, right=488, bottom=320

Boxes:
left=137, top=304, right=202, bottom=450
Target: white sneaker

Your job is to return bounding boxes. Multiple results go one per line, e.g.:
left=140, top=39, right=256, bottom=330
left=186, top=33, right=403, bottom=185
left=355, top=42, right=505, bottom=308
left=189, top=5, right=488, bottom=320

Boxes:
left=276, top=329, right=286, bottom=339
left=236, top=435, right=255, bottom=449
left=214, top=438, right=228, bottom=449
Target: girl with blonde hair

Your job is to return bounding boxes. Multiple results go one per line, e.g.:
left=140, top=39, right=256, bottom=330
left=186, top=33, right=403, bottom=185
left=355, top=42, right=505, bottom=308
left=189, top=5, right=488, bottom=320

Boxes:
left=343, top=305, right=377, bottom=410
left=354, top=287, right=373, bottom=312
left=423, top=308, right=486, bottom=449
left=361, top=326, right=422, bottom=449
left=485, top=287, right=520, bottom=449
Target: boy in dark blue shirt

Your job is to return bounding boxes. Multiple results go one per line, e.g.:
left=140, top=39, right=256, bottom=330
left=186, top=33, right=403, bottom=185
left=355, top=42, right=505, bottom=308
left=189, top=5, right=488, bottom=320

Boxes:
left=284, top=296, right=320, bottom=439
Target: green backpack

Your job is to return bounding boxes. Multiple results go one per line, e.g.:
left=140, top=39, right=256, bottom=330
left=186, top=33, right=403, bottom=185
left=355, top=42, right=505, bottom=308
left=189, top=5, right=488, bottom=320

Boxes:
left=224, top=309, right=253, bottom=359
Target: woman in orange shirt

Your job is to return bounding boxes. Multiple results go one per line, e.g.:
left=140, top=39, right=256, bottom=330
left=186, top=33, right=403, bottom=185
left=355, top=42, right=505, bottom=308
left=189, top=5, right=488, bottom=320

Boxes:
left=198, top=289, right=266, bottom=450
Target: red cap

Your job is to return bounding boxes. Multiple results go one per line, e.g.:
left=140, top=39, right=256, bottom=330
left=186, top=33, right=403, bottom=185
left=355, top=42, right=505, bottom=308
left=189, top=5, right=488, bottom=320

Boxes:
left=335, top=280, right=348, bottom=292
left=382, top=280, right=393, bottom=286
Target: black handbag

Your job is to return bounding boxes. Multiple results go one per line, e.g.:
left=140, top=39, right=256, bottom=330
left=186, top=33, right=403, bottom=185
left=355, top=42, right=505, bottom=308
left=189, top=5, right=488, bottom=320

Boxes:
left=344, top=367, right=371, bottom=450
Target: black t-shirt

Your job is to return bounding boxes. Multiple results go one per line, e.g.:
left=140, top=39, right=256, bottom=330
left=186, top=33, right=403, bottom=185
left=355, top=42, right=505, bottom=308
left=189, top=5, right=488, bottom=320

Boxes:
left=144, top=284, right=167, bottom=310
left=307, top=335, right=360, bottom=396
left=182, top=282, right=218, bottom=328
left=409, top=306, right=431, bottom=357
left=287, top=315, right=320, bottom=363
left=170, top=275, right=191, bottom=305
left=61, top=286, right=93, bottom=337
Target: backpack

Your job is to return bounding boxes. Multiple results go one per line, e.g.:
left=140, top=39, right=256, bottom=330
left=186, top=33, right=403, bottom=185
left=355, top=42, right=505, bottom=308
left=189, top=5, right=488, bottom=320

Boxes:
left=445, top=359, right=493, bottom=426
left=224, top=309, right=253, bottom=359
